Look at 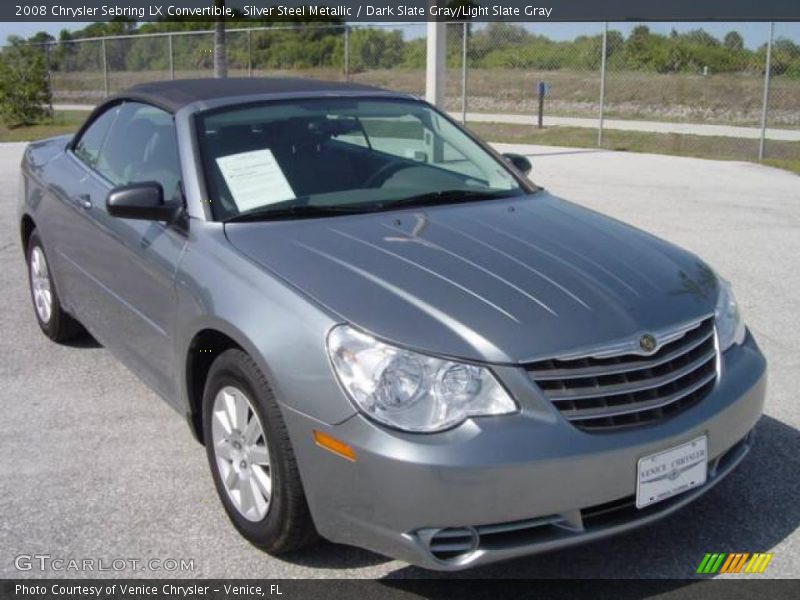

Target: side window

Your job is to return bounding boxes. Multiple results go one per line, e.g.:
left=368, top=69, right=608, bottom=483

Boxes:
left=95, top=102, right=182, bottom=197
left=73, top=108, right=117, bottom=168
left=360, top=114, right=473, bottom=176
left=360, top=115, right=426, bottom=160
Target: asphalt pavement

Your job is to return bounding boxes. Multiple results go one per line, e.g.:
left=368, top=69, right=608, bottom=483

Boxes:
left=1, top=141, right=798, bottom=579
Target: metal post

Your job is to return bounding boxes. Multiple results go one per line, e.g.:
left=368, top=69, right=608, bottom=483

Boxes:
left=426, top=20, right=447, bottom=107
left=101, top=38, right=109, bottom=97
left=44, top=44, right=53, bottom=116
left=247, top=29, right=252, bottom=78
left=758, top=22, right=774, bottom=161
left=168, top=33, right=174, bottom=80
left=598, top=22, right=608, bottom=147
left=343, top=26, right=350, bottom=81
left=537, top=84, right=544, bottom=128
left=461, top=22, right=468, bottom=124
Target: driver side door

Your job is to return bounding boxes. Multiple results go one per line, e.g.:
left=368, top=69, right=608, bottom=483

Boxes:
left=62, top=101, right=187, bottom=403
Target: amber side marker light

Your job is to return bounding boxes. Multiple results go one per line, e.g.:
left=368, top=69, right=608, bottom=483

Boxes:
left=313, top=430, right=357, bottom=461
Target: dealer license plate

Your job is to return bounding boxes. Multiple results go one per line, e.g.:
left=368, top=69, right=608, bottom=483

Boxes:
left=636, top=435, right=708, bottom=509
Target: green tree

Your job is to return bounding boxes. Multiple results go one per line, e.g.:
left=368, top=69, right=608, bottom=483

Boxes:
left=723, top=31, right=744, bottom=51
left=348, top=28, right=404, bottom=72
left=771, top=38, right=800, bottom=75
left=27, top=31, right=55, bottom=45
left=0, top=40, right=52, bottom=127
left=683, top=29, right=720, bottom=47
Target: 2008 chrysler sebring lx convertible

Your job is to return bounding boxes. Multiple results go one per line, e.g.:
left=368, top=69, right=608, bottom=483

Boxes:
left=19, top=78, right=766, bottom=570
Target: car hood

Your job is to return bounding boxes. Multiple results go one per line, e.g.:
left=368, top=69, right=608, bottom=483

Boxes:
left=224, top=193, right=718, bottom=364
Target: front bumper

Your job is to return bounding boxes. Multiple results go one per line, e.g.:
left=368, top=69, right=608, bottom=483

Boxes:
left=283, top=332, right=766, bottom=570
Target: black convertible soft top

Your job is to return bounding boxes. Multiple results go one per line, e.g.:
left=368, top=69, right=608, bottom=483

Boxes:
left=120, top=77, right=392, bottom=113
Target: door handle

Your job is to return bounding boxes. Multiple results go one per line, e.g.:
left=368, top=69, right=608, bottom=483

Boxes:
left=74, top=194, right=92, bottom=210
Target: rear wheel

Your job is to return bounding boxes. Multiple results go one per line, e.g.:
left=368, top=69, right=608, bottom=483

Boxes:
left=26, top=229, right=83, bottom=342
left=202, top=349, right=319, bottom=554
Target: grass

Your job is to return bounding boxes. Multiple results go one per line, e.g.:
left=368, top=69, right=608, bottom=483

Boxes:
left=762, top=158, right=800, bottom=175
left=49, top=68, right=800, bottom=129
left=0, top=111, right=86, bottom=143
left=469, top=123, right=800, bottom=175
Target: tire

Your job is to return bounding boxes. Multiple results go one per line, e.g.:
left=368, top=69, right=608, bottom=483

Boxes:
left=202, top=348, right=319, bottom=554
left=26, top=229, right=83, bottom=343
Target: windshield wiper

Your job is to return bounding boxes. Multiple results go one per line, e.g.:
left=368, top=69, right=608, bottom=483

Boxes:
left=380, top=189, right=516, bottom=210
left=224, top=189, right=519, bottom=223
left=223, top=202, right=366, bottom=223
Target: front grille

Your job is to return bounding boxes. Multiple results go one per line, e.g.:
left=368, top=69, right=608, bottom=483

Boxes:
left=527, top=317, right=717, bottom=431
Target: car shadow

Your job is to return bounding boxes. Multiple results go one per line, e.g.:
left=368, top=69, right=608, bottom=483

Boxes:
left=280, top=543, right=391, bottom=570
left=277, top=415, right=797, bottom=578
left=62, top=331, right=102, bottom=349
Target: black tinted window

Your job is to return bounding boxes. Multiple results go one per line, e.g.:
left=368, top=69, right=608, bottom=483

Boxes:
left=95, top=102, right=181, bottom=197
left=74, top=108, right=117, bottom=168
left=197, top=98, right=524, bottom=221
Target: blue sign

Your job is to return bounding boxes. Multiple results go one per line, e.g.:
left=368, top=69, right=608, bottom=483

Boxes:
left=537, top=81, right=549, bottom=97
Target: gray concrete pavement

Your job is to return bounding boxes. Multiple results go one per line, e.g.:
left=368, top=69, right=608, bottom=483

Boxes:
left=466, top=114, right=800, bottom=142
left=1, top=142, right=798, bottom=579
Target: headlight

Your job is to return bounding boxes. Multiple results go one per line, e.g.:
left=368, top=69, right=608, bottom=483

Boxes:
left=715, top=279, right=746, bottom=351
left=327, top=325, right=518, bottom=432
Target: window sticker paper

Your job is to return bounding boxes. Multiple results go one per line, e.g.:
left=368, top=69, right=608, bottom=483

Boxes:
left=216, top=149, right=295, bottom=211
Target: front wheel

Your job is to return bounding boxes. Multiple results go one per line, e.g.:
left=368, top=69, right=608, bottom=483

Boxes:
left=202, top=349, right=318, bottom=554
left=26, top=229, right=83, bottom=342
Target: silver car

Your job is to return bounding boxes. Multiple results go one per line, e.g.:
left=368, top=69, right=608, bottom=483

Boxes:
left=18, top=78, right=766, bottom=570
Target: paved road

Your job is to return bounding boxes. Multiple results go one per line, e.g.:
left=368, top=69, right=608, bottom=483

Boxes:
left=54, top=104, right=800, bottom=141
left=465, top=114, right=800, bottom=142
left=1, top=142, right=798, bottom=579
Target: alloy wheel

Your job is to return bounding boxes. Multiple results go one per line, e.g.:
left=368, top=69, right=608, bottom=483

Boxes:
left=211, top=385, right=272, bottom=522
left=30, top=246, right=53, bottom=324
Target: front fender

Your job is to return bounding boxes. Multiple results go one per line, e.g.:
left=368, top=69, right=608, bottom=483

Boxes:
left=174, top=221, right=357, bottom=427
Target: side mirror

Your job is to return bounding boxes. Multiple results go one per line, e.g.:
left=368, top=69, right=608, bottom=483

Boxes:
left=502, top=153, right=532, bottom=176
left=106, top=182, right=176, bottom=221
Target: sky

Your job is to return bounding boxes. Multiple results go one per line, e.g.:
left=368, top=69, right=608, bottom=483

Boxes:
left=2, top=21, right=800, bottom=48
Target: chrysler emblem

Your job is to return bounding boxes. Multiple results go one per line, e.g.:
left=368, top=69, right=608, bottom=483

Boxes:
left=639, top=333, right=658, bottom=354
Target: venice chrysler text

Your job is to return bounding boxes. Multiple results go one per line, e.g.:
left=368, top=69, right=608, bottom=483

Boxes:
left=18, top=78, right=766, bottom=570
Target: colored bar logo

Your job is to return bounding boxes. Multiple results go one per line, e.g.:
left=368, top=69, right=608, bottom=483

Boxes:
left=696, top=552, right=773, bottom=574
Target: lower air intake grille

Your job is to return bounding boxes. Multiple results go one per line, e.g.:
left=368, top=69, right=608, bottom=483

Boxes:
left=526, top=317, right=717, bottom=431
left=427, top=527, right=479, bottom=561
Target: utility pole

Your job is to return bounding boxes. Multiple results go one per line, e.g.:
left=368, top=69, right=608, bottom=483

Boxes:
left=213, top=0, right=227, bottom=78
left=425, top=10, right=446, bottom=107
left=598, top=22, right=608, bottom=146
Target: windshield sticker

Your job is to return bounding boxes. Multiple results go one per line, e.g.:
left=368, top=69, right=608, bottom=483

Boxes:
left=216, top=149, right=295, bottom=211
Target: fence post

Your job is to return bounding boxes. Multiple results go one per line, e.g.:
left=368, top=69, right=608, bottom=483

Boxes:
left=44, top=44, right=53, bottom=115
left=758, top=22, right=774, bottom=161
left=461, top=22, right=468, bottom=124
left=598, top=22, right=608, bottom=147
left=247, top=29, right=253, bottom=78
left=168, top=33, right=174, bottom=80
left=101, top=38, right=109, bottom=97
left=343, top=26, right=350, bottom=81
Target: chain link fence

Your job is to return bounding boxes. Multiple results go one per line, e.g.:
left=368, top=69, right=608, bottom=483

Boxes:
left=453, top=21, right=799, bottom=164
left=5, top=22, right=799, bottom=164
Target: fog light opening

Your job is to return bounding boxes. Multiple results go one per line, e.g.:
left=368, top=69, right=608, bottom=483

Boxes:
left=427, top=526, right=480, bottom=561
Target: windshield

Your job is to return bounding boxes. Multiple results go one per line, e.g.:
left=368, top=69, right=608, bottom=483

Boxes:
left=195, top=97, right=533, bottom=221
